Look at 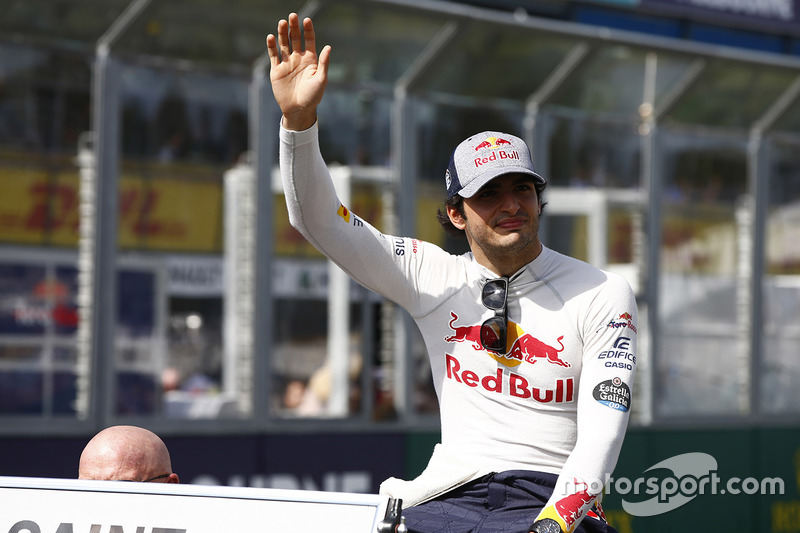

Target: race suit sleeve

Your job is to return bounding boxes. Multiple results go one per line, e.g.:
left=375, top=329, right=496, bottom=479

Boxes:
left=279, top=121, right=448, bottom=316
left=532, top=273, right=638, bottom=533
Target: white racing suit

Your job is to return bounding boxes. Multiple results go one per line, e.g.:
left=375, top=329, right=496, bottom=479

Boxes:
left=280, top=123, right=638, bottom=533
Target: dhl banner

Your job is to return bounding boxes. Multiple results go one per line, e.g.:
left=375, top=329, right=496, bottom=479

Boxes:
left=0, top=165, right=446, bottom=255
left=117, top=175, right=222, bottom=252
left=0, top=167, right=78, bottom=246
left=0, top=166, right=221, bottom=252
left=0, top=476, right=389, bottom=533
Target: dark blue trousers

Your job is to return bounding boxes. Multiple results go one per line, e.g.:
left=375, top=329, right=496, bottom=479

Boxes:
left=402, top=470, right=616, bottom=533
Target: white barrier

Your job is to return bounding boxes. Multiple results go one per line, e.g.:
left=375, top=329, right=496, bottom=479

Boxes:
left=0, top=476, right=394, bottom=533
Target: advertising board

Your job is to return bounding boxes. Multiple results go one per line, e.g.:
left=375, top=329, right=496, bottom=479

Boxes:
left=0, top=476, right=391, bottom=533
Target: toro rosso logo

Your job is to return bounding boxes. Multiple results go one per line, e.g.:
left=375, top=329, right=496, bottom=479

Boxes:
left=606, top=312, right=637, bottom=334
left=445, top=312, right=569, bottom=368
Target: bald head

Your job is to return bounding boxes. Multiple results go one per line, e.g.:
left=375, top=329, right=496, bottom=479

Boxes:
left=78, top=425, right=179, bottom=483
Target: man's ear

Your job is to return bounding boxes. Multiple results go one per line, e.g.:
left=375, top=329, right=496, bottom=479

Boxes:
left=447, top=204, right=467, bottom=230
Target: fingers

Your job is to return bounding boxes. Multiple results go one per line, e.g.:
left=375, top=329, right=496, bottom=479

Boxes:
left=302, top=16, right=316, bottom=55
left=318, top=45, right=332, bottom=77
left=289, top=13, right=303, bottom=54
left=267, top=14, right=310, bottom=63
left=278, top=17, right=291, bottom=61
left=265, top=33, right=278, bottom=66
left=266, top=13, right=327, bottom=71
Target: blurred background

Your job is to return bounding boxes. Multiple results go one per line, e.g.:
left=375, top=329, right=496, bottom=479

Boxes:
left=1, top=0, right=799, bottom=530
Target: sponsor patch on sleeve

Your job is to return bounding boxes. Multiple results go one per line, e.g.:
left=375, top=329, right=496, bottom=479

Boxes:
left=592, top=377, right=631, bottom=412
left=605, top=312, right=637, bottom=333
left=336, top=204, right=351, bottom=223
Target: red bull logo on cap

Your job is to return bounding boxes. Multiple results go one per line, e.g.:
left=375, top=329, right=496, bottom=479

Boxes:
left=472, top=136, right=520, bottom=169
left=445, top=312, right=570, bottom=369
left=473, top=136, right=512, bottom=151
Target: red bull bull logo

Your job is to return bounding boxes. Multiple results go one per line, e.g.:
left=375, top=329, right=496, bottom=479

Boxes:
left=444, top=312, right=484, bottom=350
left=473, top=136, right=512, bottom=151
left=445, top=312, right=570, bottom=369
left=504, top=332, right=569, bottom=368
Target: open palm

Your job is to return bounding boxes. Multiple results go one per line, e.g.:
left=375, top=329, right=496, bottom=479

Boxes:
left=267, top=14, right=331, bottom=131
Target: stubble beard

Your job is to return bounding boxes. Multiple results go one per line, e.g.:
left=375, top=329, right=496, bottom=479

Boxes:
left=467, top=224, right=540, bottom=271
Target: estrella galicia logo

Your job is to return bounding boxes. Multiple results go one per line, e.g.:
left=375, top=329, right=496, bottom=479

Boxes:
left=593, top=377, right=631, bottom=412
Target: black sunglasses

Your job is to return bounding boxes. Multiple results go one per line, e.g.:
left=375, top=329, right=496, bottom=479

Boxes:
left=481, top=278, right=508, bottom=353
left=120, top=473, right=171, bottom=483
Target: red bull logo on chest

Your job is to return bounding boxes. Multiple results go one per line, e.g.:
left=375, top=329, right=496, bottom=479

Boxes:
left=445, top=312, right=570, bottom=368
left=444, top=313, right=575, bottom=403
left=445, top=354, right=575, bottom=403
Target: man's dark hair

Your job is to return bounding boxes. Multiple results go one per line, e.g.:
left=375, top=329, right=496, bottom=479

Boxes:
left=436, top=180, right=548, bottom=238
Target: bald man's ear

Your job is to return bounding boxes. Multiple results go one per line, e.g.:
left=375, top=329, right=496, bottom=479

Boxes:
left=166, top=473, right=180, bottom=484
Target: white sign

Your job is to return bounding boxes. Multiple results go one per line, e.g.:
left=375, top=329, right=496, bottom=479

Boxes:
left=0, top=476, right=390, bottom=533
left=166, top=256, right=224, bottom=296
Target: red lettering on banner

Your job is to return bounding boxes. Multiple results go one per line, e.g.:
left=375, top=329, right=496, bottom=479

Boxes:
left=25, top=183, right=79, bottom=232
left=118, top=188, right=187, bottom=239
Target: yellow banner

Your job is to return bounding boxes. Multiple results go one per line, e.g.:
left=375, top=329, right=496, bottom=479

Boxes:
left=0, top=167, right=78, bottom=245
left=0, top=166, right=221, bottom=252
left=116, top=174, right=221, bottom=251
left=0, top=164, right=446, bottom=255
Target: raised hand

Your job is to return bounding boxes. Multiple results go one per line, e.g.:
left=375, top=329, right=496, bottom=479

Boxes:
left=266, top=13, right=331, bottom=131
